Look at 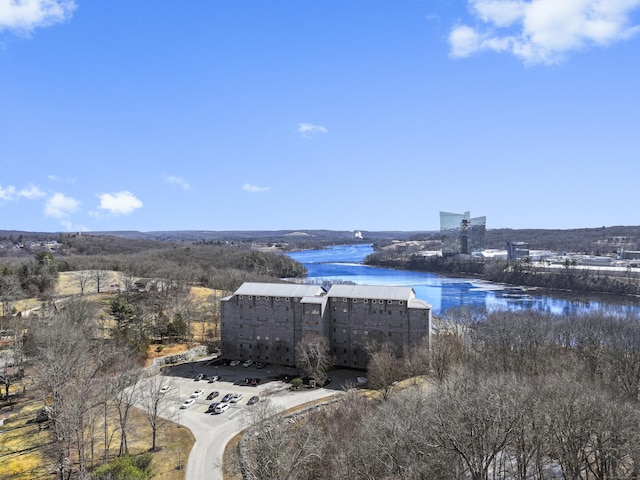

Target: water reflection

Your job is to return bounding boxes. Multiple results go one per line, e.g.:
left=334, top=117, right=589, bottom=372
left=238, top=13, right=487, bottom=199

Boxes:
left=287, top=245, right=640, bottom=317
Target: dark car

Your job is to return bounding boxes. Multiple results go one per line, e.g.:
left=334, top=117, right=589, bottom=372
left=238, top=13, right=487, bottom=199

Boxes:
left=251, top=378, right=261, bottom=386
left=247, top=396, right=260, bottom=405
left=206, top=391, right=219, bottom=400
left=255, top=362, right=266, bottom=369
left=206, top=402, right=219, bottom=413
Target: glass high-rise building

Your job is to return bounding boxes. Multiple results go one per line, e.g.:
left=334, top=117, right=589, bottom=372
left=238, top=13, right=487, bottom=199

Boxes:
left=440, top=211, right=486, bottom=256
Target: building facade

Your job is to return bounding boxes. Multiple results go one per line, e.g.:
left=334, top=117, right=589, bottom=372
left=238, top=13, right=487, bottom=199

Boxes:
left=440, top=211, right=486, bottom=256
left=220, top=282, right=432, bottom=369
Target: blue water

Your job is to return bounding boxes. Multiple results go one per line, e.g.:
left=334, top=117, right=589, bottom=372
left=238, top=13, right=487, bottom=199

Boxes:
left=287, top=244, right=640, bottom=317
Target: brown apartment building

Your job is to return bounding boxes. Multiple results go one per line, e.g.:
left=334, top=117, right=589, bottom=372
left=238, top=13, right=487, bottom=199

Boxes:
left=220, top=282, right=432, bottom=369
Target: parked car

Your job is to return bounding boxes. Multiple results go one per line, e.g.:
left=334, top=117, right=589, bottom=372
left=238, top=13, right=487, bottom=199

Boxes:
left=206, top=402, right=219, bottom=413
left=251, top=378, right=261, bottom=386
left=230, top=393, right=242, bottom=403
left=255, top=362, right=266, bottom=369
left=247, top=396, right=260, bottom=405
left=230, top=360, right=240, bottom=367
left=207, top=375, right=220, bottom=383
left=206, top=391, right=219, bottom=401
left=213, top=403, right=230, bottom=414
left=242, top=359, right=254, bottom=368
left=159, top=385, right=170, bottom=395
left=191, top=389, right=204, bottom=398
left=180, top=399, right=195, bottom=409
left=221, top=393, right=233, bottom=402
left=194, top=373, right=206, bottom=381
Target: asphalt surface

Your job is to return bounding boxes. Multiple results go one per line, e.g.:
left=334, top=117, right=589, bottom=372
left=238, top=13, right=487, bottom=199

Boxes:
left=138, top=360, right=363, bottom=480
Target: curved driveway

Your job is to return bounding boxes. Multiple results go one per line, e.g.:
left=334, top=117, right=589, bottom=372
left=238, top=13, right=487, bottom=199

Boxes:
left=141, top=362, right=358, bottom=480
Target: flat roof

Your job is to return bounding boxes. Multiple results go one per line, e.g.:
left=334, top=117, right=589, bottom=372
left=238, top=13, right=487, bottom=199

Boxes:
left=328, top=284, right=416, bottom=301
left=234, top=282, right=324, bottom=298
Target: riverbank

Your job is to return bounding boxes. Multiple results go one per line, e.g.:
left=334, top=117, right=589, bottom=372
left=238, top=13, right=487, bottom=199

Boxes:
left=365, top=253, right=640, bottom=299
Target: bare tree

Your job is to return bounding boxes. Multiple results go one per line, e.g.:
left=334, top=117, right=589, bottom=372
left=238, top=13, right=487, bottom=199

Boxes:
left=91, top=268, right=109, bottom=294
left=430, top=327, right=465, bottom=383
left=426, top=370, right=518, bottom=480
left=137, top=375, right=175, bottom=451
left=72, top=270, right=92, bottom=296
left=366, top=341, right=400, bottom=400
left=402, top=339, right=430, bottom=384
left=0, top=273, right=20, bottom=317
left=111, top=355, right=142, bottom=456
left=295, top=335, right=332, bottom=386
left=243, top=398, right=321, bottom=480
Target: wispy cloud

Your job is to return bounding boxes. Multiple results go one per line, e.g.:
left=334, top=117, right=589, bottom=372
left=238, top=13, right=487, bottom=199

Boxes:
left=298, top=123, right=328, bottom=139
left=96, top=191, right=143, bottom=216
left=0, top=184, right=16, bottom=202
left=0, top=183, right=45, bottom=203
left=449, top=0, right=640, bottom=65
left=18, top=184, right=46, bottom=199
left=163, top=175, right=191, bottom=190
left=45, top=192, right=80, bottom=218
left=242, top=183, right=270, bottom=193
left=47, top=174, right=76, bottom=183
left=0, top=0, right=77, bottom=35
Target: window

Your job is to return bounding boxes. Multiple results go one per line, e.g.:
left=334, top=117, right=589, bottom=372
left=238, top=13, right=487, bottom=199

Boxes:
left=387, top=300, right=392, bottom=304
left=285, top=297, right=289, bottom=301
left=364, top=299, right=368, bottom=303
left=399, top=301, right=404, bottom=305
left=343, top=298, right=347, bottom=302
left=248, top=296, right=252, bottom=299
left=239, top=295, right=244, bottom=299
left=276, top=297, right=280, bottom=301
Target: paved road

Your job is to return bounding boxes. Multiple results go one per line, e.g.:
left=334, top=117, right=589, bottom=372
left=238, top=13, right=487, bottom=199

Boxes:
left=138, top=361, right=359, bottom=480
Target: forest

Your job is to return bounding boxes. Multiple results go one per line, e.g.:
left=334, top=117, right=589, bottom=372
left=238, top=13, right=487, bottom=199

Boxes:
left=241, top=307, right=640, bottom=480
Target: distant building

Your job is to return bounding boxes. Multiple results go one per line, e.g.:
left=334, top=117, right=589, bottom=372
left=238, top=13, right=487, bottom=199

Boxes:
left=507, top=242, right=530, bottom=261
left=220, top=282, right=432, bottom=369
left=440, top=211, right=486, bottom=256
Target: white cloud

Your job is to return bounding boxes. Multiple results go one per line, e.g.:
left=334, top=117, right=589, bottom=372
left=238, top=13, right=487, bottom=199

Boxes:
left=0, top=184, right=16, bottom=202
left=97, top=191, right=143, bottom=216
left=298, top=123, right=328, bottom=139
left=449, top=0, right=640, bottom=64
left=0, top=0, right=76, bottom=34
left=163, top=175, right=191, bottom=190
left=45, top=192, right=79, bottom=218
left=242, top=183, right=270, bottom=193
left=1, top=183, right=45, bottom=203
left=18, top=184, right=45, bottom=199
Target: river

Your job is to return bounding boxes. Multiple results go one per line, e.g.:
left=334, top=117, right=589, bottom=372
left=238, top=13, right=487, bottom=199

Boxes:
left=286, top=244, right=640, bottom=317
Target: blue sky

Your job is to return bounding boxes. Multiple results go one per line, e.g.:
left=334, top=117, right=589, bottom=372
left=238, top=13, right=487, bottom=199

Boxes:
left=1, top=0, right=639, bottom=233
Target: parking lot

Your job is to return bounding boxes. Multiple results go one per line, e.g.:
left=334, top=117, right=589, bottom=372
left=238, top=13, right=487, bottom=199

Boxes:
left=158, top=358, right=311, bottom=420
left=139, top=357, right=364, bottom=479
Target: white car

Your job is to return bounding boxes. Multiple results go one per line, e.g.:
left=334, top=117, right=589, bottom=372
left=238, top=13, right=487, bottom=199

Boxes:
left=180, top=398, right=195, bottom=409
left=230, top=393, right=242, bottom=403
left=230, top=360, right=240, bottom=367
left=159, top=385, right=170, bottom=395
left=190, top=389, right=204, bottom=398
left=242, top=359, right=253, bottom=368
left=213, top=403, right=230, bottom=414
